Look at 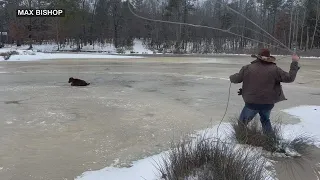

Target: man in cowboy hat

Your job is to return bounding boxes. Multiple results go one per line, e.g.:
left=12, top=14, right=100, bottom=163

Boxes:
left=229, top=49, right=300, bottom=134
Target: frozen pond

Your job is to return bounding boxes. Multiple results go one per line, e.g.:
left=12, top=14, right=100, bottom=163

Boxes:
left=0, top=56, right=320, bottom=180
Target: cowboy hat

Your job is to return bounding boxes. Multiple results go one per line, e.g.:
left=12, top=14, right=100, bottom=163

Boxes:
left=251, top=49, right=276, bottom=63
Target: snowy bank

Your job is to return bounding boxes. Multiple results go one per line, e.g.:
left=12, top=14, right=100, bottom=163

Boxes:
left=75, top=152, right=167, bottom=180
left=1, top=39, right=319, bottom=58
left=1, top=39, right=154, bottom=55
left=0, top=49, right=144, bottom=62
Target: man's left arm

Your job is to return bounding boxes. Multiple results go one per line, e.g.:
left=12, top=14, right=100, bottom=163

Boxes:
left=230, top=66, right=246, bottom=84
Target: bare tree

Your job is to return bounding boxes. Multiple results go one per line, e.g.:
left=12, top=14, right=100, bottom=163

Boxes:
left=300, top=8, right=306, bottom=49
left=306, top=26, right=309, bottom=50
left=311, top=0, right=320, bottom=49
left=288, top=6, right=294, bottom=48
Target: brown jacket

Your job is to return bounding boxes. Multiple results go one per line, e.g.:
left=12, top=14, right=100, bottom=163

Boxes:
left=230, top=59, right=300, bottom=104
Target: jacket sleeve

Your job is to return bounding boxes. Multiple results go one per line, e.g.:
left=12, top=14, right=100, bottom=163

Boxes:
left=230, top=66, right=246, bottom=84
left=276, top=61, right=300, bottom=83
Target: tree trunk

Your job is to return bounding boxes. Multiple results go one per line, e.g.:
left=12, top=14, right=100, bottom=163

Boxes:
left=295, top=9, right=299, bottom=45
left=283, top=30, right=287, bottom=46
left=112, top=2, right=119, bottom=49
left=56, top=19, right=59, bottom=51
left=0, top=31, right=3, bottom=47
left=28, top=0, right=32, bottom=50
left=77, top=38, right=81, bottom=51
left=17, top=39, right=21, bottom=47
left=273, top=10, right=277, bottom=41
left=182, top=0, right=187, bottom=52
left=311, top=0, right=320, bottom=49
left=114, top=24, right=118, bottom=48
left=288, top=7, right=294, bottom=48
left=292, top=12, right=296, bottom=48
left=90, top=0, right=97, bottom=48
left=300, top=9, right=306, bottom=50
left=306, top=26, right=309, bottom=50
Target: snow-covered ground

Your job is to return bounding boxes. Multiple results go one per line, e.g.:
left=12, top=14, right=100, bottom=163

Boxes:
left=1, top=39, right=154, bottom=55
left=0, top=49, right=144, bottom=61
left=0, top=39, right=157, bottom=61
left=75, top=105, right=320, bottom=180
left=1, top=39, right=319, bottom=58
left=75, top=152, right=167, bottom=180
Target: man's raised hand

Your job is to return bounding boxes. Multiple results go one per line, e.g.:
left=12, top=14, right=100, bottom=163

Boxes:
left=292, top=54, right=300, bottom=62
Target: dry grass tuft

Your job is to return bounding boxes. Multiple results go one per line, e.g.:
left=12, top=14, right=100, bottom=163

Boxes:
left=231, top=118, right=313, bottom=156
left=157, top=135, right=270, bottom=180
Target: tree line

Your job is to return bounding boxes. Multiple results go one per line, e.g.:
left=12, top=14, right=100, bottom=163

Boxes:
left=0, top=0, right=319, bottom=54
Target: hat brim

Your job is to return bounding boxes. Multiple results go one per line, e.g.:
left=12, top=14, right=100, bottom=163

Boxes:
left=253, top=55, right=276, bottom=62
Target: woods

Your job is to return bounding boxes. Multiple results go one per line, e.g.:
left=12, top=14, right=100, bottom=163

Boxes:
left=0, top=0, right=319, bottom=54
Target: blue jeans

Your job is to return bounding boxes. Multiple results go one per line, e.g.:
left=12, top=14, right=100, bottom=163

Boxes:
left=239, top=103, right=274, bottom=134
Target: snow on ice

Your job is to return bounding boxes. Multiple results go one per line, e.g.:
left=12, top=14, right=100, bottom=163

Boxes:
left=282, top=105, right=320, bottom=147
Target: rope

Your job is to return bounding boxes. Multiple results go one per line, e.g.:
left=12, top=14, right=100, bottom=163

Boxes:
left=216, top=82, right=232, bottom=138
left=215, top=1, right=294, bottom=54
left=127, top=0, right=295, bottom=140
left=227, top=26, right=277, bottom=43
left=127, top=1, right=290, bottom=52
